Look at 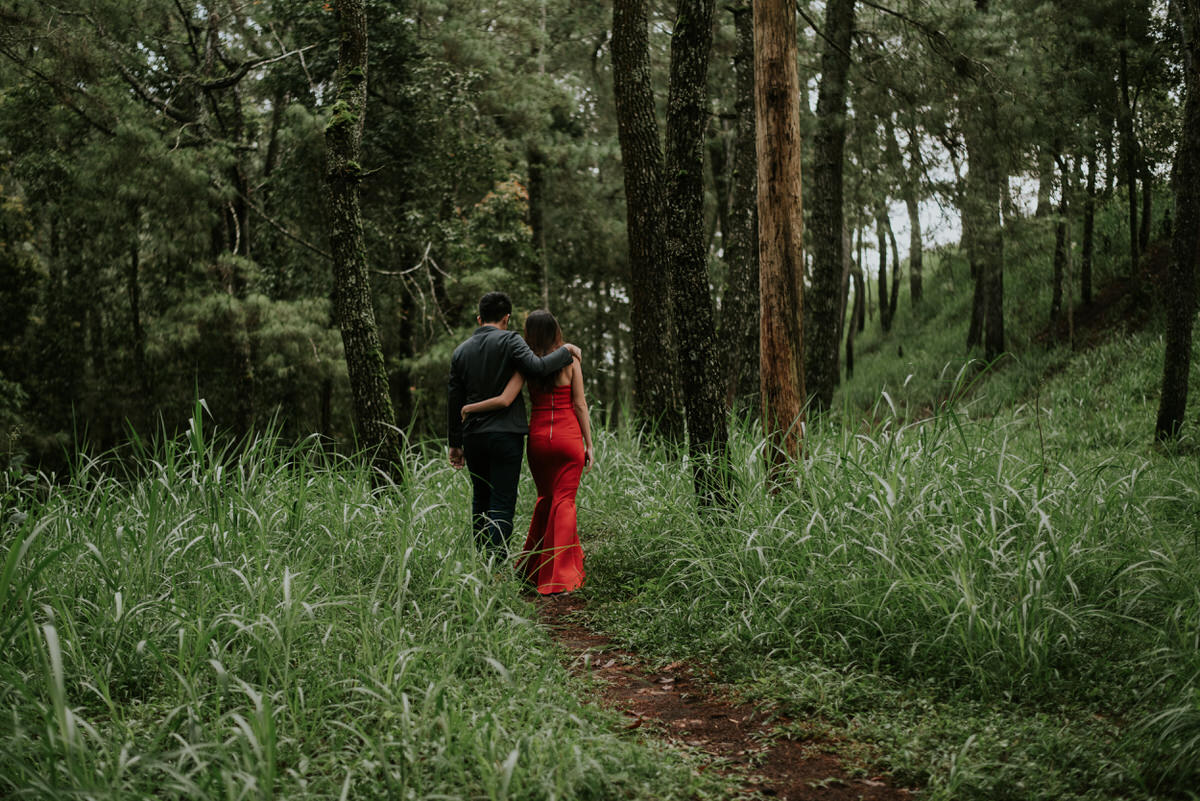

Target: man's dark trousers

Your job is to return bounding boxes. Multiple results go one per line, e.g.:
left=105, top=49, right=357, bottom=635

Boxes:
left=463, top=431, right=525, bottom=556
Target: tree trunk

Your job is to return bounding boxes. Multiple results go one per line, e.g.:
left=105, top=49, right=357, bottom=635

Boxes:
left=324, top=0, right=402, bottom=480
left=805, top=0, right=854, bottom=413
left=1035, top=146, right=1054, bottom=218
left=876, top=210, right=892, bottom=332
left=612, top=0, right=684, bottom=440
left=856, top=223, right=866, bottom=332
left=717, top=0, right=760, bottom=411
left=1156, top=0, right=1200, bottom=441
left=846, top=269, right=863, bottom=379
left=1119, top=47, right=1140, bottom=273
left=1050, top=165, right=1067, bottom=325
left=886, top=213, right=900, bottom=322
left=903, top=125, right=924, bottom=306
left=664, top=0, right=729, bottom=502
left=754, top=0, right=806, bottom=470
left=1082, top=146, right=1096, bottom=304
left=962, top=67, right=1004, bottom=358
left=1139, top=152, right=1153, bottom=252
left=126, top=208, right=149, bottom=402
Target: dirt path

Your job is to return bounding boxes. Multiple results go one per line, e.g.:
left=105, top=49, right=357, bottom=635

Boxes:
left=536, top=594, right=914, bottom=801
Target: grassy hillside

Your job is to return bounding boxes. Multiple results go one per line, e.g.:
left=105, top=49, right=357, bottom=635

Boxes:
left=579, top=204, right=1200, bottom=799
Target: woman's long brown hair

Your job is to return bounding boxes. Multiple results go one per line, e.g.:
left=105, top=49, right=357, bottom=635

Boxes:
left=523, top=310, right=566, bottom=391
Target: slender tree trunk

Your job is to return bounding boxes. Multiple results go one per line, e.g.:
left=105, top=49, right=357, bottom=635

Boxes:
left=1035, top=146, right=1055, bottom=218
left=1119, top=48, right=1140, bottom=272
left=836, top=221, right=852, bottom=356
left=876, top=210, right=892, bottom=332
left=1051, top=163, right=1068, bottom=325
left=1139, top=153, right=1153, bottom=252
left=324, top=0, right=402, bottom=480
left=1082, top=146, right=1096, bottom=304
left=805, top=0, right=854, bottom=413
left=612, top=0, right=684, bottom=440
left=1156, top=0, right=1200, bottom=441
left=664, top=0, right=729, bottom=502
left=886, top=213, right=900, bottom=322
left=856, top=223, right=866, bottom=332
left=708, top=121, right=731, bottom=255
left=126, top=208, right=149, bottom=402
left=754, top=0, right=806, bottom=470
left=846, top=269, right=863, bottom=378
left=903, top=126, right=924, bottom=306
left=717, top=0, right=760, bottom=410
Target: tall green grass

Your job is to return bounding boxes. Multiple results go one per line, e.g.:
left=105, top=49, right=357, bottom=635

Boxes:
left=0, top=412, right=709, bottom=800
left=581, top=324, right=1200, bottom=800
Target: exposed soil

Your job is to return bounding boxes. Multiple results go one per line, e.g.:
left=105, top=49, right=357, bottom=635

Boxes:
left=535, top=593, right=913, bottom=801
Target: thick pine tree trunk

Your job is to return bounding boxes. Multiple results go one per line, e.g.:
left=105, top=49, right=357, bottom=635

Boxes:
left=1156, top=0, right=1200, bottom=441
left=754, top=0, right=806, bottom=469
left=717, top=0, right=760, bottom=411
left=612, top=0, right=684, bottom=440
left=664, top=0, right=729, bottom=502
left=805, top=0, right=854, bottom=413
left=324, top=0, right=402, bottom=480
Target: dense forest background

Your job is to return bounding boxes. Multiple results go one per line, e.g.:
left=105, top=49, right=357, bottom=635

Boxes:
left=0, top=0, right=1194, bottom=470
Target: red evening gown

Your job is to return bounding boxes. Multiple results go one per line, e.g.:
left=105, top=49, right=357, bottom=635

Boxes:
left=518, top=383, right=586, bottom=594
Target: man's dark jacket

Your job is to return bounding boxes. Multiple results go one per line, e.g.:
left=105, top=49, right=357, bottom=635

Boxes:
left=447, top=326, right=572, bottom=448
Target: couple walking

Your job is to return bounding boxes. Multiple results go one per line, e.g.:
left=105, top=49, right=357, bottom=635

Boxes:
left=447, top=292, right=594, bottom=595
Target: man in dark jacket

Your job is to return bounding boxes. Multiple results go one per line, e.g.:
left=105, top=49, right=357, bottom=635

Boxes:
left=447, top=292, right=577, bottom=558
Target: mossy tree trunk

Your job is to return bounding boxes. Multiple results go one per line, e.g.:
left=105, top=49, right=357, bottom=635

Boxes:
left=664, top=0, right=730, bottom=503
left=324, top=0, right=402, bottom=480
left=612, top=0, right=684, bottom=441
left=717, top=0, right=760, bottom=412
left=754, top=0, right=806, bottom=472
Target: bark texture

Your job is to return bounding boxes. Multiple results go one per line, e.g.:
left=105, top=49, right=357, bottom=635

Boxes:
left=324, top=0, right=402, bottom=480
left=1155, top=0, right=1200, bottom=441
left=754, top=0, right=806, bottom=468
left=717, top=0, right=760, bottom=411
left=664, top=0, right=729, bottom=502
left=612, top=0, right=685, bottom=440
left=805, top=0, right=854, bottom=413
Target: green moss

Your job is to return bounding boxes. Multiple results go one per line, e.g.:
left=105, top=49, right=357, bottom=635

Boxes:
left=326, top=99, right=356, bottom=131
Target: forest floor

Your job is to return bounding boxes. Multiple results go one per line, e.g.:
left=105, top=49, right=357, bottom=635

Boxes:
left=1033, top=240, right=1169, bottom=349
left=535, top=593, right=914, bottom=801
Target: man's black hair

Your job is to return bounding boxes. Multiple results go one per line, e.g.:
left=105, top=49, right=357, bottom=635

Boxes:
left=478, top=292, right=513, bottom=323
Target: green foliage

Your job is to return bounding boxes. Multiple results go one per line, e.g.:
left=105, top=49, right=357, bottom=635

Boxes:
left=0, top=425, right=715, bottom=799
left=579, top=322, right=1200, bottom=799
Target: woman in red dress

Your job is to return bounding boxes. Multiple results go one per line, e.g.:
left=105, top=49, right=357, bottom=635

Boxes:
left=461, top=310, right=593, bottom=594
